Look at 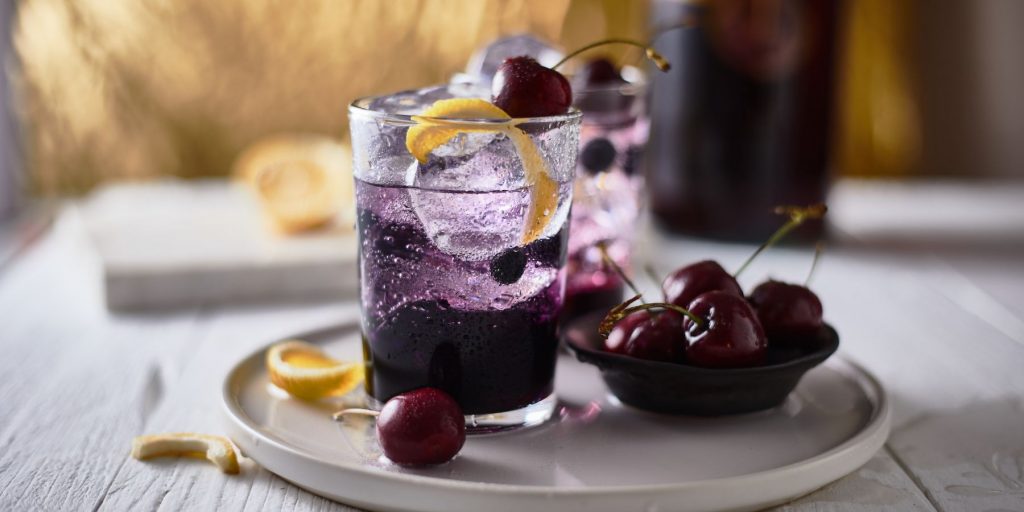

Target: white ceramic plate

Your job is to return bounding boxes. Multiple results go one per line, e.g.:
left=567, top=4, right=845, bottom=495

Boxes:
left=223, top=321, right=890, bottom=512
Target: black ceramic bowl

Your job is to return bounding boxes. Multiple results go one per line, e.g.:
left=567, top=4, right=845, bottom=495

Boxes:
left=563, top=312, right=839, bottom=416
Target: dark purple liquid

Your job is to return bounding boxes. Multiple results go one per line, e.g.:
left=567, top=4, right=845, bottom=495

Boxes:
left=647, top=0, right=839, bottom=242
left=356, top=180, right=568, bottom=415
left=361, top=293, right=560, bottom=414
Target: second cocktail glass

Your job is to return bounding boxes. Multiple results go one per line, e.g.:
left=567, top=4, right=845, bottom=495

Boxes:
left=563, top=77, right=648, bottom=320
left=349, top=85, right=581, bottom=433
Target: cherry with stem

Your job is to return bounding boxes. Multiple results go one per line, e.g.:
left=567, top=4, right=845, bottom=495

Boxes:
left=733, top=204, right=828, bottom=278
left=333, top=388, right=465, bottom=466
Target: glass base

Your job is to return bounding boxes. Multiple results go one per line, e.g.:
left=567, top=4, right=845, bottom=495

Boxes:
left=464, top=393, right=557, bottom=435
left=366, top=393, right=557, bottom=435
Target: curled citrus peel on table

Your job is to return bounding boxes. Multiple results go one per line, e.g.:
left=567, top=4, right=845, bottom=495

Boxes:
left=266, top=340, right=364, bottom=401
left=404, top=98, right=559, bottom=244
left=131, top=433, right=240, bottom=474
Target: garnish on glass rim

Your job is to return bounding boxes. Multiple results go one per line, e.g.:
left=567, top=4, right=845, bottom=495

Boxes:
left=403, top=98, right=558, bottom=245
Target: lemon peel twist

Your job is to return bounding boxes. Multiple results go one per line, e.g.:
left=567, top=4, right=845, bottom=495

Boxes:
left=404, top=98, right=560, bottom=244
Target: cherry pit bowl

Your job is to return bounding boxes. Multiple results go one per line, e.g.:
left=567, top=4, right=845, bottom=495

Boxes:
left=563, top=312, right=840, bottom=416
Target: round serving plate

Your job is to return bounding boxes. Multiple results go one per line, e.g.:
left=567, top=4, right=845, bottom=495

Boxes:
left=222, top=321, right=890, bottom=512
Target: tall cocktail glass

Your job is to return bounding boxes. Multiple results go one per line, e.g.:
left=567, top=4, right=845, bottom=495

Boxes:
left=348, top=85, right=581, bottom=433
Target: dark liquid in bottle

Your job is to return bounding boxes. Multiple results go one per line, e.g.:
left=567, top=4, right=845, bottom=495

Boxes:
left=647, top=0, right=840, bottom=242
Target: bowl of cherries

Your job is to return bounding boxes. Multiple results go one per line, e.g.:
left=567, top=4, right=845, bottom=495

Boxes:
left=565, top=205, right=838, bottom=416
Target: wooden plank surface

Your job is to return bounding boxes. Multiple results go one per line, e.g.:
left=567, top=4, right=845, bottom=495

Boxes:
left=0, top=181, right=1022, bottom=511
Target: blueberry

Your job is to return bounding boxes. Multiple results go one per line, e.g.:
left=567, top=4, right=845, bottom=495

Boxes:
left=580, top=138, right=617, bottom=175
left=490, top=248, right=528, bottom=284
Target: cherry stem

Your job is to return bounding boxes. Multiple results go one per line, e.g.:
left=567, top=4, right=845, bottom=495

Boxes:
left=551, top=38, right=671, bottom=72
left=805, top=241, right=825, bottom=286
left=597, top=241, right=645, bottom=304
left=598, top=295, right=704, bottom=337
left=733, top=204, right=828, bottom=279
left=331, top=408, right=379, bottom=422
left=619, top=303, right=703, bottom=331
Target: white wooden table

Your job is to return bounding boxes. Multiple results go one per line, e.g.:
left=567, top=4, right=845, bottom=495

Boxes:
left=1, top=180, right=1023, bottom=511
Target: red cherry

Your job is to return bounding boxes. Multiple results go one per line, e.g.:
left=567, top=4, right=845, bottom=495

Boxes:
left=376, top=388, right=465, bottom=465
left=624, top=311, right=686, bottom=363
left=748, top=280, right=824, bottom=347
left=683, top=291, right=767, bottom=368
left=662, top=260, right=744, bottom=309
left=491, top=56, right=572, bottom=118
left=577, top=57, right=625, bottom=86
left=604, top=310, right=650, bottom=354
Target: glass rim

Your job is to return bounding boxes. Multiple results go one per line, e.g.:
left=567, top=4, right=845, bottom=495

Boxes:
left=572, top=75, right=648, bottom=98
left=349, top=95, right=583, bottom=126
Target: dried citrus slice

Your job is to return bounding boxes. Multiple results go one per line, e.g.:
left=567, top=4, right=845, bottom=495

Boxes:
left=234, top=135, right=354, bottom=235
left=266, top=340, right=364, bottom=401
left=131, top=433, right=240, bottom=474
left=404, top=98, right=561, bottom=244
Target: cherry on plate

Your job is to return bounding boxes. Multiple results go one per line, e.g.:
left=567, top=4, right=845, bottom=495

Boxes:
left=376, top=388, right=465, bottom=465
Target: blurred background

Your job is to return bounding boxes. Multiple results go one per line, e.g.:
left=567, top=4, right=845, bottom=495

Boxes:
left=0, top=0, right=1022, bottom=308
left=3, top=0, right=1022, bottom=197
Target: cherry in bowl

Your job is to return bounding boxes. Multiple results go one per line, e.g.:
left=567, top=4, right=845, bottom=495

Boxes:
left=565, top=312, right=838, bottom=416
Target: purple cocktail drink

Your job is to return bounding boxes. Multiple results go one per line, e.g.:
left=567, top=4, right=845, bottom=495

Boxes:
left=563, top=71, right=648, bottom=320
left=349, top=85, right=580, bottom=432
